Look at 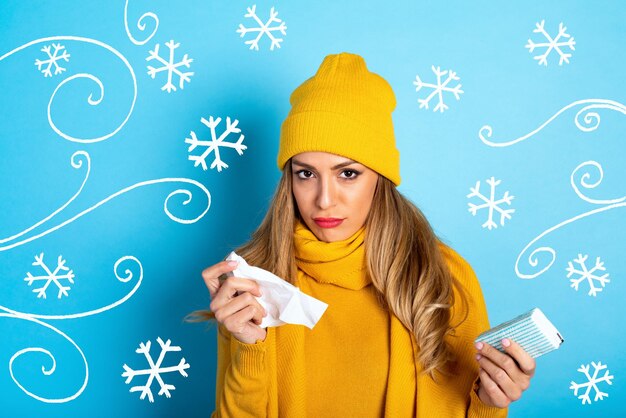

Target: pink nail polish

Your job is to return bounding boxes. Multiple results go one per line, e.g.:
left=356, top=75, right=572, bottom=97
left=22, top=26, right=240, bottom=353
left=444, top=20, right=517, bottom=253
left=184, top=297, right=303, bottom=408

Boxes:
left=475, top=342, right=483, bottom=350
left=502, top=338, right=511, bottom=347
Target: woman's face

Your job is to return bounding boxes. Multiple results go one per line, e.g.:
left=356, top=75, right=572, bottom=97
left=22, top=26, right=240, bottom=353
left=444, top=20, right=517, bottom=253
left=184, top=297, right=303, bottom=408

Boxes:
left=291, top=151, right=379, bottom=242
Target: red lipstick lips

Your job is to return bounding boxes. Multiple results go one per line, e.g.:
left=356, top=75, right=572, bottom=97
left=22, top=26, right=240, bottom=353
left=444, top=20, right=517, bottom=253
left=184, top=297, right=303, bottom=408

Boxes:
left=313, top=218, right=344, bottom=228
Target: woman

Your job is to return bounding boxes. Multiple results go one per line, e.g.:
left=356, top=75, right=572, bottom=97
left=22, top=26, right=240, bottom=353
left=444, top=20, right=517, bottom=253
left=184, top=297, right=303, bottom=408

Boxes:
left=186, top=52, right=536, bottom=417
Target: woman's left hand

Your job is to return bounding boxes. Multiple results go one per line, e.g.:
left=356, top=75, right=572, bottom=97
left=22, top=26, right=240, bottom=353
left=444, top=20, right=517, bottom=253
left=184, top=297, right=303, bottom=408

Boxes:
left=474, top=339, right=536, bottom=408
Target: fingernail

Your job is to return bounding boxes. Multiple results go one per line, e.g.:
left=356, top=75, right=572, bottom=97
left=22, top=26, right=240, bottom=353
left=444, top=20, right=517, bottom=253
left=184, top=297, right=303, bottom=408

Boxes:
left=476, top=354, right=482, bottom=361
left=475, top=342, right=483, bottom=350
left=227, top=261, right=238, bottom=267
left=502, top=338, right=511, bottom=347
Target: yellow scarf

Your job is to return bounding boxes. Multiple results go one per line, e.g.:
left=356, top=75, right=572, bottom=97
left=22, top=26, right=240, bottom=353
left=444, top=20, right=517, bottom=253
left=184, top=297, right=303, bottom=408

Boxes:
left=272, top=219, right=419, bottom=416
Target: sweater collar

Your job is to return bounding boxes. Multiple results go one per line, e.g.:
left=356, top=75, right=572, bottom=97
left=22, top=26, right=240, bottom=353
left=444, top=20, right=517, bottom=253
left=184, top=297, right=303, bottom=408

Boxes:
left=293, top=218, right=371, bottom=290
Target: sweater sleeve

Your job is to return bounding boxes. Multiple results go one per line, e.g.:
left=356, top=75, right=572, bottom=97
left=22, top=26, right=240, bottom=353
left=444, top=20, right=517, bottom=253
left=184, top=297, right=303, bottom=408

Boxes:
left=439, top=243, right=508, bottom=418
left=211, top=323, right=270, bottom=418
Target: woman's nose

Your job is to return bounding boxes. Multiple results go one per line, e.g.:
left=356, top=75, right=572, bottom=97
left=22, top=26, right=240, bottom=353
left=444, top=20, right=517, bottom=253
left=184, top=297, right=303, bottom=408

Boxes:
left=316, top=177, right=336, bottom=209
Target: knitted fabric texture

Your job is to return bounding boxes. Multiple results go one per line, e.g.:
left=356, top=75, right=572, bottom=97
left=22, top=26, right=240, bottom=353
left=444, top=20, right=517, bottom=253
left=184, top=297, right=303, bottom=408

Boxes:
left=277, top=51, right=402, bottom=186
left=211, top=219, right=509, bottom=417
left=293, top=219, right=369, bottom=289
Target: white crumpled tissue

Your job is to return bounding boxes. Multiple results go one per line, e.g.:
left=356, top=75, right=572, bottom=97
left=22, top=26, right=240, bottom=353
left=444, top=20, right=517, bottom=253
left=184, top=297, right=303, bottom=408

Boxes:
left=222, top=251, right=328, bottom=329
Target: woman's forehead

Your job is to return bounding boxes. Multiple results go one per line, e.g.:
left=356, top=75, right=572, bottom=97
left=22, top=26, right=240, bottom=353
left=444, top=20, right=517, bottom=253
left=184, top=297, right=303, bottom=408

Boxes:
left=291, top=152, right=360, bottom=167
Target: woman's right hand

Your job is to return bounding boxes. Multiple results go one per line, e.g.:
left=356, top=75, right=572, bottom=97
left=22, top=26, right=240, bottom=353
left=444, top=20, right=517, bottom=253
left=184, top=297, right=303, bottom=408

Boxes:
left=202, top=260, right=268, bottom=345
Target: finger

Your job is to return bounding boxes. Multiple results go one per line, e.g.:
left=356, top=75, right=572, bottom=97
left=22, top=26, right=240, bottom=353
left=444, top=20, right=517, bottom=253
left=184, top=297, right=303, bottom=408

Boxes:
left=476, top=352, right=522, bottom=401
left=223, top=305, right=265, bottom=333
left=478, top=368, right=511, bottom=408
left=501, top=338, right=536, bottom=377
left=221, top=277, right=263, bottom=298
left=209, top=277, right=262, bottom=313
left=214, top=292, right=267, bottom=325
left=201, top=260, right=239, bottom=299
left=476, top=341, right=523, bottom=381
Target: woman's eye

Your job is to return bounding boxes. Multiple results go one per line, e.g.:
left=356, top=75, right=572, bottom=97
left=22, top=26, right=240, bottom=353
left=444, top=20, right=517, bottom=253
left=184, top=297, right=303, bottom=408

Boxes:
left=295, top=169, right=360, bottom=180
left=342, top=169, right=360, bottom=179
left=296, top=170, right=313, bottom=179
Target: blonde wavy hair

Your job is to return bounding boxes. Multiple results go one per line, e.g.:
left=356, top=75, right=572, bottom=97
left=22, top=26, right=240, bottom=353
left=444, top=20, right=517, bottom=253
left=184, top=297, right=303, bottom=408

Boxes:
left=184, top=159, right=469, bottom=380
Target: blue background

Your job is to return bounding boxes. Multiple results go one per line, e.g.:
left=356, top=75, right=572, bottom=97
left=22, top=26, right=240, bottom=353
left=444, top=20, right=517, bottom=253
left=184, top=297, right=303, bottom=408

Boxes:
left=1, top=1, right=624, bottom=416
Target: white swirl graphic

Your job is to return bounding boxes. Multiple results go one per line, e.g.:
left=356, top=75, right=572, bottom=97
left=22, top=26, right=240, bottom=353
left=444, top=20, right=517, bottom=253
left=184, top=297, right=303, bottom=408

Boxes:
left=479, top=99, right=626, bottom=147
left=1, top=256, right=142, bottom=319
left=0, top=151, right=90, bottom=245
left=0, top=152, right=211, bottom=252
left=571, top=161, right=626, bottom=205
left=516, top=161, right=625, bottom=279
left=0, top=176, right=211, bottom=251
left=0, top=36, right=137, bottom=143
left=124, top=0, right=159, bottom=45
left=0, top=311, right=89, bottom=403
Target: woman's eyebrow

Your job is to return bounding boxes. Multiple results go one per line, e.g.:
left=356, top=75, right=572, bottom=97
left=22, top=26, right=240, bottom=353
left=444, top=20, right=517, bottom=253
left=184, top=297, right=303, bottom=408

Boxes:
left=292, top=159, right=358, bottom=170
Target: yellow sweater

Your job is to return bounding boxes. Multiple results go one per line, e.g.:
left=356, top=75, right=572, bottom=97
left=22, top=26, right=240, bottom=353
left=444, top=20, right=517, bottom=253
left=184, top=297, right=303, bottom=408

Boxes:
left=211, top=242, right=508, bottom=417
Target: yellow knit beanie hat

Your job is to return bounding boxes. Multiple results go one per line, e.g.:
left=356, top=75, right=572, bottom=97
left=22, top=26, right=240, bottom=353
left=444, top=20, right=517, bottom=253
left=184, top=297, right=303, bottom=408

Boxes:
left=277, top=52, right=401, bottom=186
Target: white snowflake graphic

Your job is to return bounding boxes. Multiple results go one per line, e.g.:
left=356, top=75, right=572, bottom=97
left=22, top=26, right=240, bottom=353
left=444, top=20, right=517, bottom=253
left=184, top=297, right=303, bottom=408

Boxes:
left=467, top=176, right=515, bottom=230
left=146, top=40, right=194, bottom=93
left=412, top=65, right=464, bottom=113
left=34, top=43, right=70, bottom=77
left=185, top=116, right=247, bottom=172
left=570, top=361, right=614, bottom=405
left=236, top=5, right=287, bottom=51
left=23, top=252, right=76, bottom=299
left=122, top=337, right=190, bottom=402
left=566, top=254, right=610, bottom=296
left=525, top=20, right=576, bottom=66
